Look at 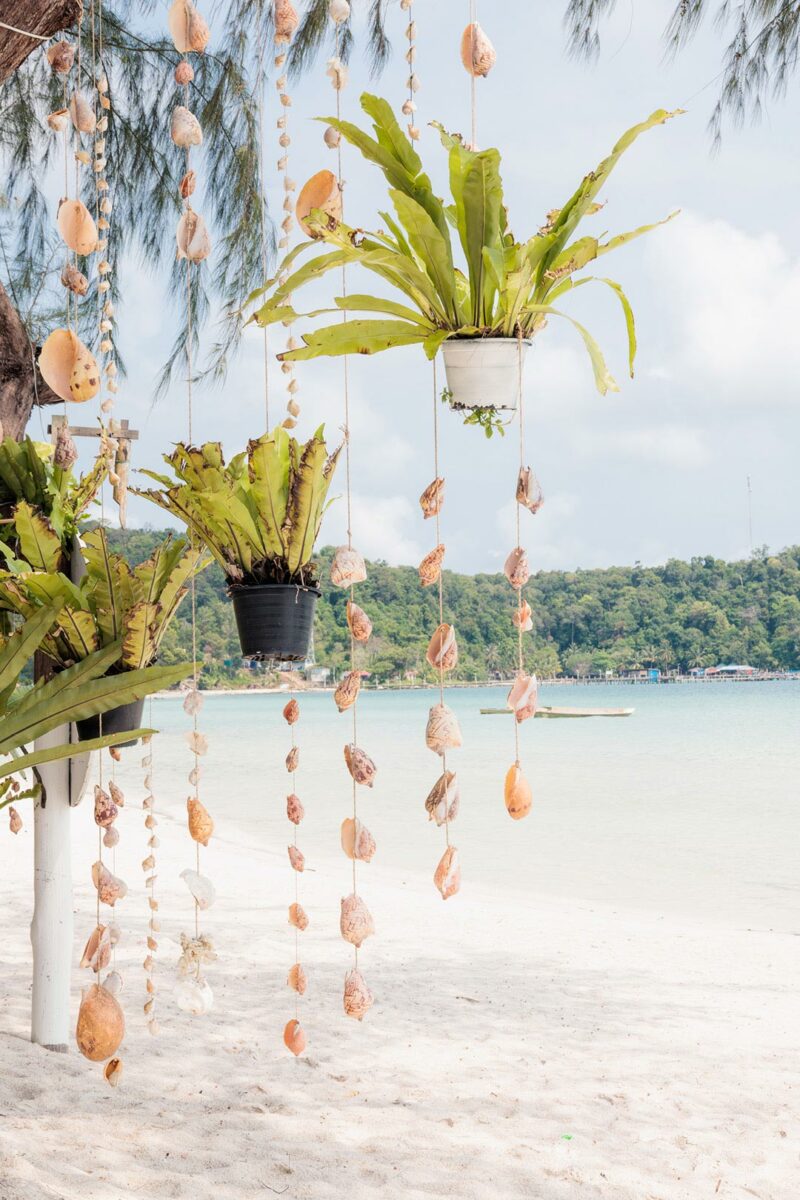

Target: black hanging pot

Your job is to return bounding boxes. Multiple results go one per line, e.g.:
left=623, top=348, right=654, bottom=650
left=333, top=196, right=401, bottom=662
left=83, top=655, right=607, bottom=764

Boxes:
left=230, top=583, right=320, bottom=663
left=75, top=698, right=146, bottom=748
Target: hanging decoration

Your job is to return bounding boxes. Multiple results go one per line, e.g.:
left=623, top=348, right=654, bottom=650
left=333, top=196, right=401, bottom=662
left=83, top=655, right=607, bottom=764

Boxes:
left=283, top=696, right=309, bottom=1053
left=399, top=0, right=419, bottom=140
left=87, top=0, right=117, bottom=421
left=274, top=0, right=300, bottom=429
left=140, top=729, right=162, bottom=1035
left=460, top=1, right=496, bottom=150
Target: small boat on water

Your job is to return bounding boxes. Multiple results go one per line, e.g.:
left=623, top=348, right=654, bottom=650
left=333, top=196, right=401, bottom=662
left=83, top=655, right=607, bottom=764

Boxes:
left=480, top=705, right=634, bottom=719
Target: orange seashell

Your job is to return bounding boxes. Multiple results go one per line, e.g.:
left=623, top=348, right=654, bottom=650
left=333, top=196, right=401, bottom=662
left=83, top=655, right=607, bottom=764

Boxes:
left=288, top=902, right=308, bottom=931
left=283, top=1017, right=306, bottom=1056
left=69, top=90, right=96, bottom=134
left=274, top=0, right=299, bottom=43
left=286, top=793, right=304, bottom=824
left=460, top=22, right=496, bottom=77
left=513, top=600, right=533, bottom=632
left=296, top=170, right=342, bottom=239
left=168, top=0, right=210, bottom=53
left=287, top=963, right=307, bottom=995
left=504, top=547, right=530, bottom=590
left=47, top=108, right=69, bottom=132
left=94, top=784, right=118, bottom=828
left=340, top=893, right=374, bottom=948
left=283, top=698, right=300, bottom=725
left=504, top=763, right=532, bottom=821
left=426, top=623, right=458, bottom=672
left=418, top=544, right=445, bottom=587
left=46, top=40, right=75, bottom=74
left=433, top=846, right=461, bottom=900
left=75, top=984, right=125, bottom=1062
left=39, top=329, right=100, bottom=403
left=286, top=745, right=300, bottom=773
left=334, top=670, right=361, bottom=713
left=288, top=844, right=305, bottom=872
left=340, top=817, right=376, bottom=863
left=56, top=199, right=98, bottom=255
left=179, top=169, right=196, bottom=199
left=92, top=861, right=127, bottom=906
left=187, top=796, right=213, bottom=845
left=419, top=477, right=445, bottom=519
left=8, top=806, right=22, bottom=835
left=507, top=673, right=538, bottom=723
left=80, top=924, right=111, bottom=972
left=343, top=968, right=373, bottom=1021
left=516, top=466, right=544, bottom=514
left=60, top=262, right=88, bottom=295
left=343, top=743, right=376, bottom=787
left=175, top=60, right=195, bottom=85
left=346, top=600, right=373, bottom=642
left=104, top=1057, right=123, bottom=1087
left=425, top=770, right=460, bottom=826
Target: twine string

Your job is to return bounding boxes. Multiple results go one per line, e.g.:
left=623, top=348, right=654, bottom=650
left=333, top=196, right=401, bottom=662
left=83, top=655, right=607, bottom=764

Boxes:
left=469, top=0, right=477, bottom=148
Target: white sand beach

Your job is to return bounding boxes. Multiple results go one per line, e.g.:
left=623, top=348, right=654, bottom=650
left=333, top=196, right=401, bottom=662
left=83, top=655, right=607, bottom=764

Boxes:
left=1, top=685, right=797, bottom=1200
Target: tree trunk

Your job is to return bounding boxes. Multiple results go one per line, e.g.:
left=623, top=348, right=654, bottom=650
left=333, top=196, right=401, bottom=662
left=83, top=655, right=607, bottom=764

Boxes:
left=0, top=279, right=62, bottom=441
left=0, top=0, right=82, bottom=82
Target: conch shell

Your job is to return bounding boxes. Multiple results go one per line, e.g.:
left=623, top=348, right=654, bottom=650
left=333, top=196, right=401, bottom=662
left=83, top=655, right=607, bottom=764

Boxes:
left=433, top=846, right=461, bottom=900
left=69, top=91, right=96, bottom=134
left=286, top=793, right=304, bottom=824
left=340, top=818, right=376, bottom=863
left=56, top=198, right=98, bottom=255
left=334, top=669, right=361, bottom=712
left=175, top=976, right=214, bottom=1015
left=460, top=22, right=496, bottom=77
left=425, top=770, right=460, bottom=826
left=344, top=743, right=376, bottom=788
left=285, top=746, right=300, bottom=773
left=94, top=784, right=117, bottom=828
left=296, top=170, right=342, bottom=238
left=80, top=925, right=111, bottom=972
left=176, top=208, right=211, bottom=262
left=288, top=845, right=305, bottom=872
left=187, top=796, right=213, bottom=846
left=47, top=108, right=69, bottom=133
left=330, top=545, right=366, bottom=587
left=175, top=60, right=195, bottom=85
left=504, top=547, right=530, bottom=590
left=91, top=861, right=127, bottom=906
left=46, top=41, right=75, bottom=74
left=343, top=968, right=373, bottom=1021
left=168, top=0, right=210, bottom=54
left=179, top=168, right=196, bottom=199
left=504, top=763, right=532, bottom=821
left=507, top=673, right=538, bottom=723
left=183, top=687, right=203, bottom=716
left=288, top=902, right=309, bottom=931
left=54, top=424, right=77, bottom=469
left=274, top=0, right=299, bottom=44
left=425, top=703, right=462, bottom=756
left=76, top=983, right=124, bottom=1061
left=516, top=467, right=544, bottom=514
left=283, top=698, right=300, bottom=725
left=60, top=262, right=88, bottom=295
left=340, top=894, right=375, bottom=948
left=426, top=623, right=458, bottom=672
left=104, top=1057, right=123, bottom=1087
left=346, top=600, right=372, bottom=642
left=419, top=544, right=445, bottom=587
left=180, top=868, right=216, bottom=909
left=8, top=806, right=22, bottom=835
left=102, top=825, right=119, bottom=849
left=419, top=477, right=445, bottom=519
left=287, top=963, right=307, bottom=995
left=283, top=1017, right=306, bottom=1056
left=513, top=600, right=533, bottom=632
left=171, top=105, right=203, bottom=148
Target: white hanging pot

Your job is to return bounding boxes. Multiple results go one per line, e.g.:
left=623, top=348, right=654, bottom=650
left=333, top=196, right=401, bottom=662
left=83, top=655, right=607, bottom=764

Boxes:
left=440, top=337, right=530, bottom=411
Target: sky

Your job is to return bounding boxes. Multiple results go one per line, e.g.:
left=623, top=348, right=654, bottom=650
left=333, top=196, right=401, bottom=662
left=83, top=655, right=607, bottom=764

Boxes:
left=34, top=0, right=800, bottom=575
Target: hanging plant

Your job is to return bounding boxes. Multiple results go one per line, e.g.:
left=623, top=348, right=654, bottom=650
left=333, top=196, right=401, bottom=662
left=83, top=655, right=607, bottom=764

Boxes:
left=134, top=426, right=341, bottom=662
left=251, top=94, right=680, bottom=425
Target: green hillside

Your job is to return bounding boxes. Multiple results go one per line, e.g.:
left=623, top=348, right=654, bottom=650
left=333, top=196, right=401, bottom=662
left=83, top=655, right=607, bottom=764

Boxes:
left=107, top=530, right=800, bottom=685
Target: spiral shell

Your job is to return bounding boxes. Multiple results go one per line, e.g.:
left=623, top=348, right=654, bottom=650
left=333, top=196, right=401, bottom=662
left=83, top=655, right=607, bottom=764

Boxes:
left=176, top=207, right=211, bottom=262
left=424, top=770, right=460, bottom=826
left=179, top=169, right=197, bottom=199
left=340, top=894, right=375, bottom=948
left=187, top=796, right=214, bottom=846
left=274, top=0, right=299, bottom=44
left=425, top=703, right=462, bottom=756
left=92, top=861, right=127, bottom=906
left=346, top=600, right=373, bottom=643
left=288, top=902, right=309, bottom=931
left=418, top=544, right=445, bottom=587
left=419, top=477, right=445, bottom=519
left=80, top=925, right=111, bottom=972
left=180, top=868, right=216, bottom=909
left=504, top=763, right=532, bottom=821
left=287, top=963, right=307, bottom=995
left=283, top=698, right=300, bottom=725
left=283, top=1017, right=306, bottom=1056
left=334, top=669, right=361, bottom=713
left=46, top=41, right=75, bottom=74
left=507, top=673, right=538, bottom=723
left=56, top=199, right=98, bottom=255
left=513, top=600, right=533, bottom=633
left=340, top=817, right=376, bottom=863
left=286, top=793, right=305, bottom=824
left=76, top=984, right=124, bottom=1061
left=285, top=745, right=300, bottom=773
left=69, top=91, right=96, bottom=134
left=102, top=825, right=119, bottom=849
left=344, top=743, right=377, bottom=788
left=433, top=846, right=461, bottom=900
left=109, top=780, right=125, bottom=808
left=47, top=108, right=69, bottom=133
left=516, top=466, right=544, bottom=514
left=60, top=262, right=88, bottom=296
left=288, top=845, right=305, bottom=872
left=504, top=547, right=530, bottom=590
left=175, top=60, right=195, bottom=85
left=168, top=0, right=210, bottom=53
left=343, top=968, right=373, bottom=1021
left=460, top=22, right=496, bottom=78
left=426, top=623, right=458, bottom=672
left=171, top=105, right=203, bottom=148
left=8, top=806, right=22, bottom=835
left=330, top=545, right=367, bottom=587
left=93, top=785, right=117, bottom=828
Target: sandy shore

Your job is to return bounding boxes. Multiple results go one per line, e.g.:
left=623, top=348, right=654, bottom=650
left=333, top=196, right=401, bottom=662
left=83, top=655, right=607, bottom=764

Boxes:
left=0, top=752, right=796, bottom=1200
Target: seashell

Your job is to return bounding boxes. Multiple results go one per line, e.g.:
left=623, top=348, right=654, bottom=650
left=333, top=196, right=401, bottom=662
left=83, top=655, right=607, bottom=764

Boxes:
left=187, top=796, right=213, bottom=845
left=330, top=545, right=367, bottom=587
left=170, top=105, right=202, bottom=148
left=108, top=780, right=124, bottom=808
left=325, top=56, right=348, bottom=91
left=175, top=60, right=195, bottom=86
left=504, top=763, right=532, bottom=821
left=80, top=924, right=111, bottom=972
left=340, top=894, right=375, bottom=948
left=283, top=1017, right=306, bottom=1056
left=188, top=766, right=200, bottom=787
left=103, top=971, right=123, bottom=997
left=175, top=976, right=214, bottom=1015
left=344, top=743, right=376, bottom=788
left=168, top=0, right=210, bottom=53
left=425, top=703, right=462, bottom=756
left=418, top=544, right=445, bottom=587
left=507, top=673, right=538, bottom=724
left=69, top=91, right=96, bottom=134
left=343, top=968, right=373, bottom=1021
left=104, top=1057, right=123, bottom=1087
left=180, top=868, right=216, bottom=909
left=329, top=0, right=350, bottom=22
left=46, top=40, right=75, bottom=74
left=59, top=264, right=89, bottom=302
left=56, top=199, right=98, bottom=255
left=513, top=600, right=533, bottom=633
left=102, top=825, right=119, bottom=849
left=288, top=845, right=305, bottom=872
left=323, top=125, right=341, bottom=149
left=340, top=818, right=376, bottom=863
left=346, top=600, right=372, bottom=643
left=107, top=922, right=121, bottom=946
left=76, top=984, right=124, bottom=1061
left=92, top=861, right=127, bottom=905
left=283, top=698, right=300, bottom=725
left=183, top=686, right=203, bottom=716
left=516, top=466, right=544, bottom=515
left=53, top=425, right=78, bottom=470
left=460, top=22, right=496, bottom=77
left=47, top=108, right=69, bottom=133
left=425, top=770, right=460, bottom=826
left=176, top=208, right=211, bottom=263
left=287, top=963, right=307, bottom=995
left=274, top=0, right=299, bottom=44
left=288, top=902, right=308, bottom=931
left=186, top=729, right=208, bottom=755
left=286, top=793, right=304, bottom=824
left=426, top=623, right=458, bottom=672
left=334, top=670, right=361, bottom=713
left=419, top=477, right=445, bottom=519
left=8, top=806, right=22, bottom=835
left=504, top=547, right=530, bottom=591
left=433, top=846, right=461, bottom=900
left=179, top=169, right=196, bottom=199
left=285, top=746, right=300, bottom=773
left=296, top=170, right=342, bottom=239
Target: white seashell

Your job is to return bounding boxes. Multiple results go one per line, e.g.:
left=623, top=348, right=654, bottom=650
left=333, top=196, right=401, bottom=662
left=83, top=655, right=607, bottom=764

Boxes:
left=507, top=673, right=538, bottom=723
left=323, top=125, right=341, bottom=149
left=513, top=600, right=533, bottom=633
left=168, top=0, right=210, bottom=53
left=426, top=623, right=458, bottom=672
left=516, top=466, right=544, bottom=514
left=47, top=108, right=69, bottom=133
left=325, top=56, right=348, bottom=91
left=176, top=208, right=211, bottom=263
left=425, top=703, right=462, bottom=756
left=175, top=976, right=214, bottom=1015
left=329, top=0, right=350, bottom=22
left=340, top=894, right=375, bottom=948
left=183, top=687, right=203, bottom=716
left=180, top=868, right=216, bottom=909
left=103, top=970, right=123, bottom=996
left=425, top=770, right=460, bottom=826
left=102, top=825, right=119, bottom=849
left=504, top=547, right=530, bottom=590
left=330, top=545, right=366, bottom=587
left=80, top=924, right=111, bottom=972
left=185, top=730, right=208, bottom=755
left=343, top=968, right=373, bottom=1021
left=69, top=91, right=96, bottom=134
left=171, top=105, right=202, bottom=148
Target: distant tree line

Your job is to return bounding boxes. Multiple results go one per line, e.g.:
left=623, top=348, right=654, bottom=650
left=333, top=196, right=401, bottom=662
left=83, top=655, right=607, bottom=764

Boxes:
left=108, top=530, right=800, bottom=686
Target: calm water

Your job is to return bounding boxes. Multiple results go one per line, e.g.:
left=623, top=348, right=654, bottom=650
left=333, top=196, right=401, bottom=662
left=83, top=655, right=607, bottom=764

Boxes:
left=142, top=682, right=800, bottom=932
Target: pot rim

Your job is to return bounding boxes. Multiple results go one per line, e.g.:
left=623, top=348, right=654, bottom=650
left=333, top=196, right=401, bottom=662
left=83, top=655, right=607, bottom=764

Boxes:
left=227, top=580, right=321, bottom=598
left=441, top=335, right=533, bottom=349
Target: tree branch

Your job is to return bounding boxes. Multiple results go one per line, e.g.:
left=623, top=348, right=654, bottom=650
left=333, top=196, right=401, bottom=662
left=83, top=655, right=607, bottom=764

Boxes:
left=0, top=0, right=82, bottom=82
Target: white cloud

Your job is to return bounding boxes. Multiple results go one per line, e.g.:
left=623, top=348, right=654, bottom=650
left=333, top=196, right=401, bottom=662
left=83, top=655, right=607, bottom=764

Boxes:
left=322, top=491, right=423, bottom=566
left=578, top=425, right=710, bottom=468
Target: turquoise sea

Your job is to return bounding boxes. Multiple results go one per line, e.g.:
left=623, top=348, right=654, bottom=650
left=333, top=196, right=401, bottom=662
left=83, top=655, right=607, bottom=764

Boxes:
left=141, top=681, right=800, bottom=934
